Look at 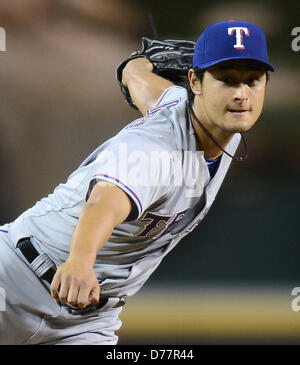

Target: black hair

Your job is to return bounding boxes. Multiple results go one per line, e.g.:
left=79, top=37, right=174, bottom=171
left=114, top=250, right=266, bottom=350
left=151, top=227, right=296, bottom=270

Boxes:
left=186, top=66, right=270, bottom=104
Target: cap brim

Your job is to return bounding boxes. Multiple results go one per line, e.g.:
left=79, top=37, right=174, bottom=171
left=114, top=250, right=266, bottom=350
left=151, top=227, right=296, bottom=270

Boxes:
left=196, top=57, right=275, bottom=72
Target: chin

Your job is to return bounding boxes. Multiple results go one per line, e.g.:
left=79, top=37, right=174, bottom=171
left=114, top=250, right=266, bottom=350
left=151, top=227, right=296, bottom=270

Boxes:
left=234, top=123, right=253, bottom=133
left=220, top=123, right=250, bottom=134
left=223, top=116, right=258, bottom=133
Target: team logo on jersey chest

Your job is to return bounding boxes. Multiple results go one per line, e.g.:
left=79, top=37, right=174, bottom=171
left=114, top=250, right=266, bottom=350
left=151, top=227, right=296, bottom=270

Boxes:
left=136, top=210, right=187, bottom=238
left=228, top=27, right=250, bottom=50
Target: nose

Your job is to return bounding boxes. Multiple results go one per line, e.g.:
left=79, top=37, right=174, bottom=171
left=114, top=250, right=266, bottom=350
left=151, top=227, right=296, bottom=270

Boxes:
left=233, top=82, right=249, bottom=102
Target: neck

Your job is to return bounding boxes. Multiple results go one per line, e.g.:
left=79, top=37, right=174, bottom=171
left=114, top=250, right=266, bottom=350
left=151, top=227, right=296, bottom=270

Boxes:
left=190, top=99, right=234, bottom=159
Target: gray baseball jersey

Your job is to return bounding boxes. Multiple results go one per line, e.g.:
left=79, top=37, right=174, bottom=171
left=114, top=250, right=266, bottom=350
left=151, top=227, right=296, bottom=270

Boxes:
left=1, top=86, right=240, bottom=344
left=9, top=86, right=240, bottom=297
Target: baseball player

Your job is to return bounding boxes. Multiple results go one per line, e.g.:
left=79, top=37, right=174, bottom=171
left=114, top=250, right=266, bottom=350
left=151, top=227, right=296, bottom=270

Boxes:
left=0, top=20, right=273, bottom=345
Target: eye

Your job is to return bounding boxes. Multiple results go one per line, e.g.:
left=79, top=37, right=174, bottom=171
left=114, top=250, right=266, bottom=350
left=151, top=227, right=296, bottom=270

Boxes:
left=247, top=78, right=257, bottom=85
left=247, top=73, right=265, bottom=85
left=222, top=77, right=234, bottom=84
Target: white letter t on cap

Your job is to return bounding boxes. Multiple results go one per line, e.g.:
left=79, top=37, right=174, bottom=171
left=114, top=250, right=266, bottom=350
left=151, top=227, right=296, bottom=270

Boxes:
left=228, top=27, right=250, bottom=50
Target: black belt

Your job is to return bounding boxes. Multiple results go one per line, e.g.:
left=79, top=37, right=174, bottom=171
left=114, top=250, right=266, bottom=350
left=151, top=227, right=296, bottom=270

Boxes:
left=17, top=238, right=125, bottom=311
left=17, top=238, right=56, bottom=285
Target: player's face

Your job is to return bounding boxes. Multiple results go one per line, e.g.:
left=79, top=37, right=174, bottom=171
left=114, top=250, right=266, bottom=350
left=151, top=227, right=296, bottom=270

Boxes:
left=194, top=60, right=267, bottom=134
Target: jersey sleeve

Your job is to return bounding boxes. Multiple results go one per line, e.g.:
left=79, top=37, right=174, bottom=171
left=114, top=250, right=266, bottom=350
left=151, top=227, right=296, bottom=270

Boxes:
left=147, top=86, right=187, bottom=114
left=87, top=128, right=175, bottom=222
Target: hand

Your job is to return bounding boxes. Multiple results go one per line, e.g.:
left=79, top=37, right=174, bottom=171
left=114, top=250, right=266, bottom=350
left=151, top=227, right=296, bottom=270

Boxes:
left=50, top=258, right=100, bottom=309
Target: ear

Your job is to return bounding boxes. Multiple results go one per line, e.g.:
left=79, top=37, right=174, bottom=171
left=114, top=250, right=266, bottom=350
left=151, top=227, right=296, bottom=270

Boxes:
left=188, top=69, right=202, bottom=96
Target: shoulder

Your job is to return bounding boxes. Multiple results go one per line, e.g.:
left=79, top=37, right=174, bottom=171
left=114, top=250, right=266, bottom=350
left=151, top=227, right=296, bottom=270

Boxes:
left=111, top=86, right=188, bottom=150
left=148, top=86, right=187, bottom=114
left=117, top=114, right=177, bottom=152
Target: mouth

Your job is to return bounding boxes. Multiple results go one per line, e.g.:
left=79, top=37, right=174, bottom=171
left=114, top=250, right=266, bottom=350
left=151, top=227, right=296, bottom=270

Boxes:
left=227, top=108, right=250, bottom=115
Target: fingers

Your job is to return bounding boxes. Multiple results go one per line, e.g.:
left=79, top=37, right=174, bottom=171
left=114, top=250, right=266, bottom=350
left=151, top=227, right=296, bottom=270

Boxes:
left=50, top=272, right=100, bottom=309
left=50, top=271, right=61, bottom=302
left=89, top=285, right=101, bottom=306
left=50, top=272, right=72, bottom=305
left=66, top=279, right=80, bottom=307
left=77, top=282, right=100, bottom=309
left=58, top=276, right=71, bottom=304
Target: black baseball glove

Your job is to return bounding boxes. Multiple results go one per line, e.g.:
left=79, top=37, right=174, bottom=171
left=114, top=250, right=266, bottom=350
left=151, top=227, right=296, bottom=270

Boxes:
left=116, top=37, right=196, bottom=109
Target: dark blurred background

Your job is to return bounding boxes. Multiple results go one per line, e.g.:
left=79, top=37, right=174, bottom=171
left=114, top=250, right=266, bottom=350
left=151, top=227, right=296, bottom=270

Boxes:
left=0, top=0, right=299, bottom=344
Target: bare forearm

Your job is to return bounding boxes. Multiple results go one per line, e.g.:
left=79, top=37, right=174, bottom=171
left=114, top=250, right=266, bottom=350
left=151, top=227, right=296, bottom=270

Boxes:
left=68, top=182, right=131, bottom=265
left=50, top=182, right=132, bottom=307
left=122, top=58, right=173, bottom=116
left=68, top=202, right=116, bottom=266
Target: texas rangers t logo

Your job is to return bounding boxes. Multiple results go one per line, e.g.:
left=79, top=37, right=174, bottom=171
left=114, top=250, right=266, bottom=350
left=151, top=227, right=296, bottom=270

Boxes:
left=228, top=27, right=250, bottom=50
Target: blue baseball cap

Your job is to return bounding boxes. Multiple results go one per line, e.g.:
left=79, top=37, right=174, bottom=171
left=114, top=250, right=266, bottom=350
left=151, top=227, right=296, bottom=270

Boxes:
left=193, top=20, right=274, bottom=71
